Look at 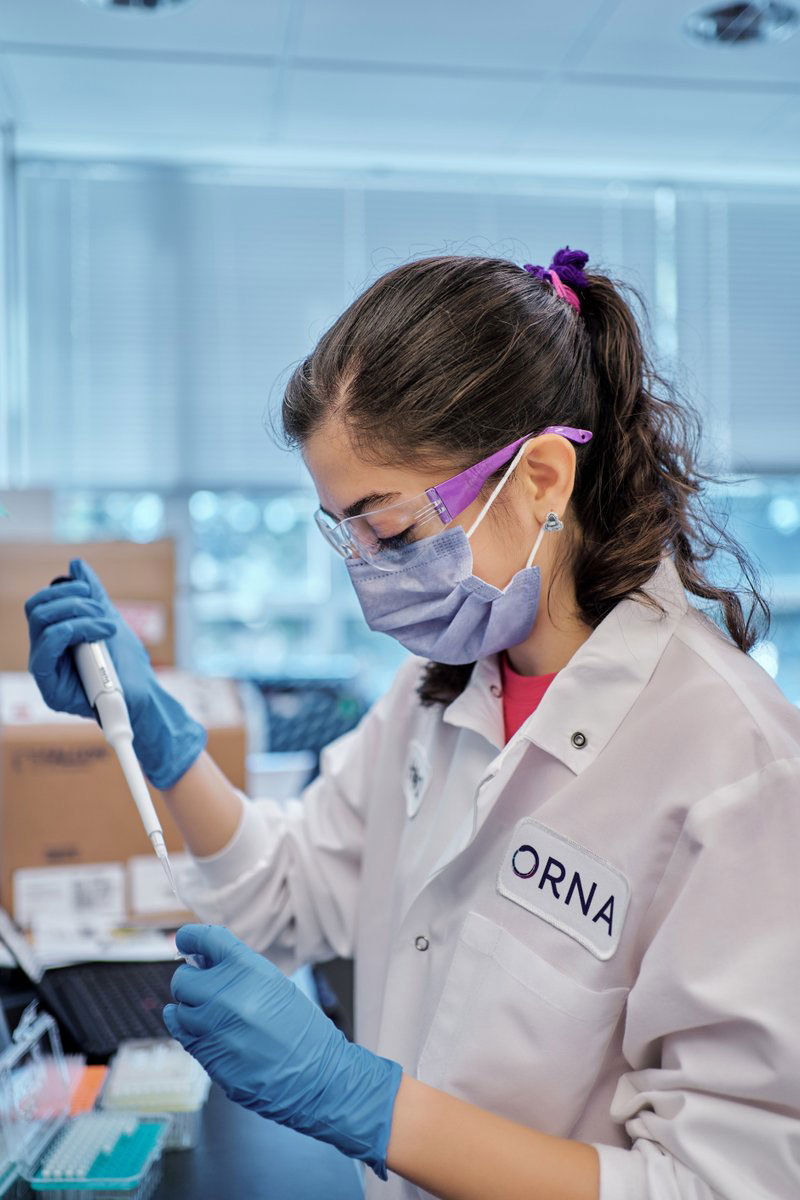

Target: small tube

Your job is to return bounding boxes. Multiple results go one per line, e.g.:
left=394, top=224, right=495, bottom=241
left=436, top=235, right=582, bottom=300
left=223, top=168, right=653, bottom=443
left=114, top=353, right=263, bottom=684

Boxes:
left=173, top=952, right=207, bottom=970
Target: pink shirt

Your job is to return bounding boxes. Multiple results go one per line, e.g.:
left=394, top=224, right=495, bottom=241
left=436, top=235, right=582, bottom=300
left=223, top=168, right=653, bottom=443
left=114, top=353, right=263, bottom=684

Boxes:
left=500, top=654, right=558, bottom=742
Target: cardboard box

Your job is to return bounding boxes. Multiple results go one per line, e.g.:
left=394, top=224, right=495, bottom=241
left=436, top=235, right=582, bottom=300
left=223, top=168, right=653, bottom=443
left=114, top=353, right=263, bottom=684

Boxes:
left=0, top=671, right=246, bottom=926
left=0, top=539, right=175, bottom=671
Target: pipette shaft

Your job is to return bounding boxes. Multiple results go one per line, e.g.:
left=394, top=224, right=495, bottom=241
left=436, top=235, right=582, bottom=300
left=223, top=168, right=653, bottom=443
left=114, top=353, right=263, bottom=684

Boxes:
left=70, top=638, right=178, bottom=898
left=112, top=735, right=178, bottom=898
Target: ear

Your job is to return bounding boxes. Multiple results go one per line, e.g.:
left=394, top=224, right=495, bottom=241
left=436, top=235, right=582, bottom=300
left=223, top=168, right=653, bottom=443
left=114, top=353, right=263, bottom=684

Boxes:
left=516, top=433, right=577, bottom=521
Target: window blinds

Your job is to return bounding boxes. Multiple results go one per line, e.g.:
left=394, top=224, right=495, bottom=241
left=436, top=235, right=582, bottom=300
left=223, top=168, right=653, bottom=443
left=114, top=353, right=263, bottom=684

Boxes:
left=13, top=164, right=798, bottom=488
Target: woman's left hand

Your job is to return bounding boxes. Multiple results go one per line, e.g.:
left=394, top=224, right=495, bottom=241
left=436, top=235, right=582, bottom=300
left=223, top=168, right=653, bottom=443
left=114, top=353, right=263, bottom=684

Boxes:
left=164, top=925, right=403, bottom=1178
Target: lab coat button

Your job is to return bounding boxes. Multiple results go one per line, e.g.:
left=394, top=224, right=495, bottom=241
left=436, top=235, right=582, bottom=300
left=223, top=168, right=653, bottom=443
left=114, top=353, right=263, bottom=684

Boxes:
left=489, top=684, right=502, bottom=697
left=414, top=935, right=430, bottom=951
left=571, top=731, right=587, bottom=749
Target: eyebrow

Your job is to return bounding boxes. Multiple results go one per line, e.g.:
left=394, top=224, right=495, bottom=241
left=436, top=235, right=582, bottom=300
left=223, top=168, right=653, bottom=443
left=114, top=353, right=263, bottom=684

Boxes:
left=322, top=491, right=401, bottom=521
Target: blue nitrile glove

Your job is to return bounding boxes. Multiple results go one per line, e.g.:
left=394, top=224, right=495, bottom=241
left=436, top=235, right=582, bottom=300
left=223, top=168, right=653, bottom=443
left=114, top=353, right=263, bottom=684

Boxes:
left=164, top=925, right=403, bottom=1180
left=25, top=557, right=206, bottom=790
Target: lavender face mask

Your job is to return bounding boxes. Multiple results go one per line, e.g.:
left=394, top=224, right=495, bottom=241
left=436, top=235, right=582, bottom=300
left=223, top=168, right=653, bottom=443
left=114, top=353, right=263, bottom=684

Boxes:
left=345, top=523, right=544, bottom=663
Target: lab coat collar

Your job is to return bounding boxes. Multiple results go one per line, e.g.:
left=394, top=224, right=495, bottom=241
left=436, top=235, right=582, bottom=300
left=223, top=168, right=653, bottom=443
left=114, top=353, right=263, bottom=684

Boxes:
left=443, top=556, right=688, bottom=773
left=441, top=655, right=506, bottom=751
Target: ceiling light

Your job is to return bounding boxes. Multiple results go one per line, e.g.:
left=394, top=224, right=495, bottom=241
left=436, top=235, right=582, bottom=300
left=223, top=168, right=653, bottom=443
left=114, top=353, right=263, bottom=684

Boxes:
left=768, top=496, right=800, bottom=535
left=684, top=2, right=798, bottom=44
left=78, top=0, right=196, bottom=12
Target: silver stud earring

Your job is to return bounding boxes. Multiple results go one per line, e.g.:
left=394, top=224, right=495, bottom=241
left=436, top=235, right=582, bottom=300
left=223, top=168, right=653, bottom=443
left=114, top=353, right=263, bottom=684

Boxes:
left=543, top=511, right=564, bottom=533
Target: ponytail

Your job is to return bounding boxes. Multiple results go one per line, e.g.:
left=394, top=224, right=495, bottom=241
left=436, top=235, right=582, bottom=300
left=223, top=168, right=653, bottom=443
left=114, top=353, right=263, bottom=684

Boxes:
left=573, top=272, right=767, bottom=652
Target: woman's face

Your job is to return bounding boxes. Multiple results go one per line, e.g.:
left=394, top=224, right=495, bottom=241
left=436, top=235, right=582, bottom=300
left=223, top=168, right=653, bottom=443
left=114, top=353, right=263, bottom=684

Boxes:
left=303, top=418, right=577, bottom=590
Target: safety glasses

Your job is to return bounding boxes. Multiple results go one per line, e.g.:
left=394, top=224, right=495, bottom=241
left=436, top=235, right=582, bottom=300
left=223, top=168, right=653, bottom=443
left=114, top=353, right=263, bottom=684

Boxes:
left=314, top=425, right=592, bottom=572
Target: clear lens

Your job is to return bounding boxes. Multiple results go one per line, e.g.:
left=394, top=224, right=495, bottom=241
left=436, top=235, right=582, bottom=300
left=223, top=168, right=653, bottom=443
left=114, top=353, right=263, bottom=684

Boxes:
left=315, top=491, right=446, bottom=570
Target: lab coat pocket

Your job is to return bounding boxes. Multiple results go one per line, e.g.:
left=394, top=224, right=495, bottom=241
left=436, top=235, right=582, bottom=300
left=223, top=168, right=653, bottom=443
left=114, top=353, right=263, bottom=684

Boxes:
left=416, top=911, right=629, bottom=1135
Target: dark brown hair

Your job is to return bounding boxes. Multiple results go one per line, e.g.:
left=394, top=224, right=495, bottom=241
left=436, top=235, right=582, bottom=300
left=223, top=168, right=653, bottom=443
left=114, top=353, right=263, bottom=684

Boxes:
left=282, top=254, right=769, bottom=704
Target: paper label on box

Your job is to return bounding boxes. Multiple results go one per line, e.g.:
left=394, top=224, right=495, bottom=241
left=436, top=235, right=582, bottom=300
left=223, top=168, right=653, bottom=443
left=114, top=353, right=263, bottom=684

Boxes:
left=116, top=600, right=167, bottom=646
left=1, top=670, right=240, bottom=730
left=0, top=672, right=85, bottom=726
left=155, top=671, right=241, bottom=728
left=128, top=853, right=192, bottom=915
left=14, top=863, right=126, bottom=928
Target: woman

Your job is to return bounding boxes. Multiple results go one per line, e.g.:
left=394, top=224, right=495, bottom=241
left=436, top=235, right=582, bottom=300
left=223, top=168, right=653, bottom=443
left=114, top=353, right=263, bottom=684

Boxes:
left=26, top=248, right=800, bottom=1200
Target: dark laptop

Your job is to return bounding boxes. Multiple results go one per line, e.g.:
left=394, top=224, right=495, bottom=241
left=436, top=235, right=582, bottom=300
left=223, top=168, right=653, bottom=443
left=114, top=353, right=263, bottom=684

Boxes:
left=0, top=906, right=176, bottom=1061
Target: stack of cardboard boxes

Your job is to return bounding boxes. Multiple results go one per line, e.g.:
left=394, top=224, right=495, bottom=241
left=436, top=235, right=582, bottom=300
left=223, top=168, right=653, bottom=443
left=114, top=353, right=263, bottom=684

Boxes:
left=0, top=540, right=246, bottom=928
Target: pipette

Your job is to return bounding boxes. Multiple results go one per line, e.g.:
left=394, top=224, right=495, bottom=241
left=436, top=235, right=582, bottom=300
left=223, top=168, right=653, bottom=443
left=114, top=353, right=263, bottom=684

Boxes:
left=51, top=578, right=178, bottom=898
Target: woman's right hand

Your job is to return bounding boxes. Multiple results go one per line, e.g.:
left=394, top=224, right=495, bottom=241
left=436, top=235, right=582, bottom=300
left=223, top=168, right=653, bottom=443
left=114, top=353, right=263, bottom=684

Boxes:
left=26, top=557, right=150, bottom=718
left=25, top=557, right=207, bottom=790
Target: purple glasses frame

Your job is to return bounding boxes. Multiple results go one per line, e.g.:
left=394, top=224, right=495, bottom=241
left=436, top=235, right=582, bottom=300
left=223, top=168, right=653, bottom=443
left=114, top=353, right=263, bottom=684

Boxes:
left=426, top=426, right=593, bottom=524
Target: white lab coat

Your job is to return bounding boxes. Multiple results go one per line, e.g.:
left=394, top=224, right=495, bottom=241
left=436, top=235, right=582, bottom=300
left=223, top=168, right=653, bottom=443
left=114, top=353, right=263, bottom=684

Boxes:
left=181, top=557, right=800, bottom=1200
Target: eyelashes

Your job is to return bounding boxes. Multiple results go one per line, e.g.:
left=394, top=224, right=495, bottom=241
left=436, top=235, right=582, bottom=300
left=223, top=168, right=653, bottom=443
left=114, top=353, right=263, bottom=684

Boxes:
left=375, top=525, right=415, bottom=550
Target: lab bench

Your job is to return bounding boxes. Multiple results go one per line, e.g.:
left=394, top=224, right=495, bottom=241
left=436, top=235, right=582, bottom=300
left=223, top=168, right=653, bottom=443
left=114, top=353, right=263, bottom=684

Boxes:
left=154, top=1083, right=364, bottom=1200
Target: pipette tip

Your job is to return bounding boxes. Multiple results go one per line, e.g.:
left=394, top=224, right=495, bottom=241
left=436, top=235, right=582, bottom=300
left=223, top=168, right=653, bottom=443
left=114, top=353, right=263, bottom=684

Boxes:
left=158, top=851, right=179, bottom=902
left=150, top=832, right=179, bottom=902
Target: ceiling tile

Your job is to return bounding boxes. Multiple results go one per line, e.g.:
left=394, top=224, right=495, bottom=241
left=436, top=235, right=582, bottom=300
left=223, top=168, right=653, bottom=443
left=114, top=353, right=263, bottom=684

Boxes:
left=573, top=0, right=800, bottom=87
left=0, top=0, right=288, bottom=57
left=2, top=52, right=275, bottom=140
left=282, top=65, right=542, bottom=150
left=296, top=0, right=602, bottom=72
left=513, top=79, right=792, bottom=163
left=761, top=97, right=800, bottom=144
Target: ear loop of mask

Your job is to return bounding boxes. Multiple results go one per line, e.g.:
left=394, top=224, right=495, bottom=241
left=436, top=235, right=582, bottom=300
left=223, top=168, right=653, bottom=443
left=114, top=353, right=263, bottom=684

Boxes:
left=465, top=440, right=557, bottom=569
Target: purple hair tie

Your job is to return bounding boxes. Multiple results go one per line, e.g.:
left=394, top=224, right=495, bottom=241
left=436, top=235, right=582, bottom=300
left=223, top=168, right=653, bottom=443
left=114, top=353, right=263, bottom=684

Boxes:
left=523, top=246, right=589, bottom=314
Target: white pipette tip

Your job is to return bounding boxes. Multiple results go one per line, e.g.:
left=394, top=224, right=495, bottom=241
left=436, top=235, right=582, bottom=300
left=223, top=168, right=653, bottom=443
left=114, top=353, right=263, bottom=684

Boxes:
left=150, top=831, right=179, bottom=901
